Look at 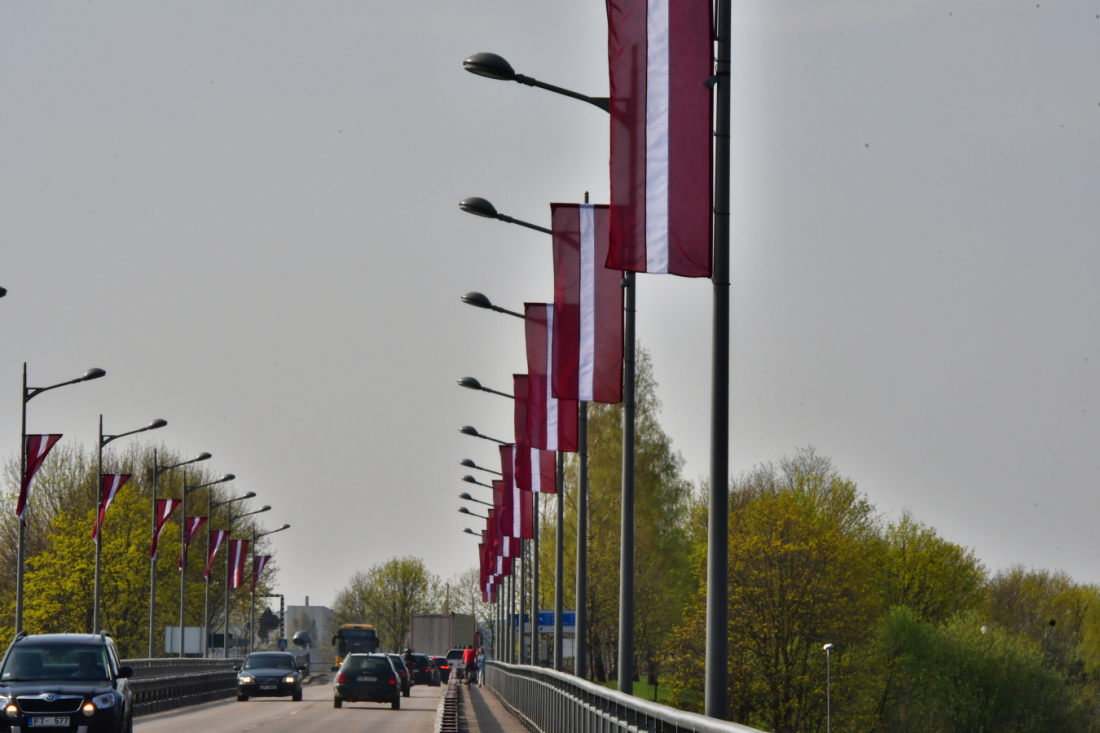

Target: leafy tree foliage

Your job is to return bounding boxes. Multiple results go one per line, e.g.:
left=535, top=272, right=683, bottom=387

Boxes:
left=331, top=556, right=435, bottom=651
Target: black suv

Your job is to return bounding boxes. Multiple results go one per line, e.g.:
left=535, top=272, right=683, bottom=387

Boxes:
left=0, top=632, right=134, bottom=733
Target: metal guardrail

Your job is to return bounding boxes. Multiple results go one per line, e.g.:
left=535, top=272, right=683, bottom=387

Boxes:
left=485, top=661, right=763, bottom=733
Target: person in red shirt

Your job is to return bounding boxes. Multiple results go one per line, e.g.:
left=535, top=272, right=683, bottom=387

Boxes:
left=462, top=646, right=477, bottom=685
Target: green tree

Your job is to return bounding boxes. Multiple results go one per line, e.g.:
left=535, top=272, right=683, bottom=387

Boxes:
left=331, top=557, right=437, bottom=651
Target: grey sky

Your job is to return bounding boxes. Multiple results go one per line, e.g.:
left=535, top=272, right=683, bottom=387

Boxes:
left=2, top=0, right=1097, bottom=608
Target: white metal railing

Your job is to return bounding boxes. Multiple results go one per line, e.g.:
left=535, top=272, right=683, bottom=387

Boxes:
left=485, top=661, right=763, bottom=733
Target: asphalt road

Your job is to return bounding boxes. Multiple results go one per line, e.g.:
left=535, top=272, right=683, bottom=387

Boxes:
left=136, top=676, right=443, bottom=733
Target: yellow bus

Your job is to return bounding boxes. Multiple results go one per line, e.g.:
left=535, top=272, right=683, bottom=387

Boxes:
left=332, top=624, right=380, bottom=667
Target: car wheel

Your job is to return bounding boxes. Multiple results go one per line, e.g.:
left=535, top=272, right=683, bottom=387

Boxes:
left=333, top=698, right=342, bottom=708
left=391, top=695, right=400, bottom=710
left=237, top=694, right=249, bottom=702
left=292, top=689, right=302, bottom=702
left=402, top=686, right=410, bottom=698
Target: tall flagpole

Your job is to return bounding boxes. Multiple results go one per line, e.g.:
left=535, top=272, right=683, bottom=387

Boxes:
left=575, top=401, right=588, bottom=678
left=149, top=450, right=159, bottom=658
left=16, top=364, right=28, bottom=634
left=178, top=470, right=188, bottom=657
left=93, top=415, right=104, bottom=634
left=532, top=493, right=540, bottom=666
left=553, top=450, right=564, bottom=670
left=617, top=273, right=636, bottom=695
left=706, top=0, right=733, bottom=719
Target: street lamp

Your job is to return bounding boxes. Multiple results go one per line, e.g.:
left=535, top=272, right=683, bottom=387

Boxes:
left=461, top=292, right=525, bottom=320
left=459, top=425, right=509, bottom=445
left=149, top=450, right=212, bottom=657
left=463, top=475, right=494, bottom=490
left=460, top=458, right=501, bottom=476
left=225, top=504, right=269, bottom=658
left=459, top=197, right=552, bottom=235
left=463, top=528, right=480, bottom=537
left=250, top=523, right=290, bottom=654
left=459, top=506, right=487, bottom=520
left=460, top=492, right=493, bottom=507
left=462, top=52, right=610, bottom=113
left=205, top=491, right=256, bottom=656
left=95, top=416, right=167, bottom=633
left=824, top=643, right=834, bottom=733
left=178, top=473, right=234, bottom=657
left=17, top=365, right=106, bottom=633
left=458, top=377, right=514, bottom=400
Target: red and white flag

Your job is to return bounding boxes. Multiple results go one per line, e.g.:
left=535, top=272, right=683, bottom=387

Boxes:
left=525, top=304, right=578, bottom=452
left=491, top=482, right=524, bottom=557
left=228, top=539, right=251, bottom=589
left=512, top=376, right=555, bottom=493
left=149, top=498, right=181, bottom=558
left=552, top=204, right=624, bottom=403
left=92, top=474, right=132, bottom=541
left=177, top=516, right=208, bottom=568
left=606, top=0, right=713, bottom=277
left=18, top=434, right=62, bottom=520
left=205, top=529, right=229, bottom=578
left=251, top=555, right=271, bottom=594
left=499, top=445, right=533, bottom=539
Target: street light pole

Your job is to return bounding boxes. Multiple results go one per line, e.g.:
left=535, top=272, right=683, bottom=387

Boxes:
left=618, top=273, right=636, bottom=695
left=17, top=365, right=105, bottom=633
left=532, top=492, right=539, bottom=667
left=225, top=504, right=269, bottom=658
left=824, top=644, right=834, bottom=733
left=96, top=415, right=167, bottom=633
left=179, top=473, right=235, bottom=657
left=250, top=523, right=290, bottom=654
left=553, top=450, right=564, bottom=671
left=150, top=450, right=211, bottom=658
left=206, top=491, right=256, bottom=657
left=576, top=401, right=588, bottom=680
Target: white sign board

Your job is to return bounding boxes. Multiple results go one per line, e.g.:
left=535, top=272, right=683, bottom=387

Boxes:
left=164, top=626, right=205, bottom=655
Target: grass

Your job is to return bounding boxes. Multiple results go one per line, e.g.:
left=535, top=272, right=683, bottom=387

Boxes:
left=592, top=678, right=700, bottom=708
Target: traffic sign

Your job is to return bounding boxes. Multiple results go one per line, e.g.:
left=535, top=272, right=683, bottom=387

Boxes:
left=277, top=638, right=288, bottom=651
left=537, top=609, right=576, bottom=633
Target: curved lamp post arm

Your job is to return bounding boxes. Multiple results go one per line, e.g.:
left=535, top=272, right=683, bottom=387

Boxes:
left=462, top=475, right=494, bottom=490
left=459, top=426, right=509, bottom=446
left=461, top=292, right=525, bottom=320
left=460, top=459, right=502, bottom=477
left=458, top=377, right=515, bottom=400
left=459, top=197, right=551, bottom=235
left=26, top=368, right=105, bottom=403
left=156, top=452, right=212, bottom=478
left=103, top=419, right=167, bottom=448
left=463, top=53, right=610, bottom=113
left=458, top=506, right=488, bottom=520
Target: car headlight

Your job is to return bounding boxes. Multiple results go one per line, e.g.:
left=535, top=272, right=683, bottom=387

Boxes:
left=92, top=693, right=117, bottom=710
left=239, top=675, right=254, bottom=683
left=284, top=675, right=297, bottom=683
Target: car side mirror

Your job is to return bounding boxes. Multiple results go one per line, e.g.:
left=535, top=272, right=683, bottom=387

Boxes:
left=232, top=664, right=241, bottom=671
left=116, top=666, right=134, bottom=679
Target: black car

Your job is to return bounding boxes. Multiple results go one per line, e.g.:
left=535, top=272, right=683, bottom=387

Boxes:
left=405, top=654, right=440, bottom=687
left=333, top=654, right=400, bottom=709
left=385, top=654, right=411, bottom=697
left=0, top=632, right=134, bottom=733
left=234, top=652, right=305, bottom=701
left=429, top=656, right=452, bottom=682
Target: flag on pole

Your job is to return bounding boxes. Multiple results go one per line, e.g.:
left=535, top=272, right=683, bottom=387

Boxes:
left=149, top=498, right=181, bottom=558
left=228, top=539, right=251, bottom=589
left=177, top=517, right=208, bottom=568
left=606, top=0, right=713, bottom=277
left=19, top=434, right=62, bottom=520
left=499, top=445, right=532, bottom=539
left=92, top=474, right=132, bottom=541
left=251, top=555, right=271, bottom=594
left=205, top=530, right=229, bottom=578
left=525, top=304, right=578, bottom=452
left=512, top=376, right=555, bottom=493
left=551, top=203, right=624, bottom=403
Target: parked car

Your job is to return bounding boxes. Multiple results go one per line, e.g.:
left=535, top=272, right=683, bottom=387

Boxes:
left=234, top=652, right=306, bottom=701
left=405, top=654, right=440, bottom=687
left=386, top=654, right=411, bottom=697
left=333, top=654, right=401, bottom=709
left=430, top=655, right=452, bottom=682
left=445, top=648, right=466, bottom=679
left=0, top=632, right=134, bottom=733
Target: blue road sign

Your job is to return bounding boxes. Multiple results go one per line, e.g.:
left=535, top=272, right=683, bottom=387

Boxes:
left=536, top=610, right=576, bottom=633
left=277, top=638, right=288, bottom=651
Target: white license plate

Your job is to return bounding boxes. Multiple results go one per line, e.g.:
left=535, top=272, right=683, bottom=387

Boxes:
left=357, top=676, right=377, bottom=682
left=260, top=685, right=278, bottom=690
left=29, top=718, right=70, bottom=727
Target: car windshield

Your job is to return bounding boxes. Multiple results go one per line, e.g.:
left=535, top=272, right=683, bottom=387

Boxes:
left=244, top=654, right=295, bottom=670
left=1, top=646, right=110, bottom=682
left=343, top=657, right=392, bottom=674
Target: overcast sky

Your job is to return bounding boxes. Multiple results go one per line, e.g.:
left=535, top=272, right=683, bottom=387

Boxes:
left=2, top=1, right=1097, bottom=608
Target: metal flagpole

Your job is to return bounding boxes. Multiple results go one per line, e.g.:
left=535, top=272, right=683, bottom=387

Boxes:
left=618, top=273, right=636, bottom=695
left=519, top=540, right=527, bottom=664
left=149, top=450, right=159, bottom=658
left=16, top=364, right=27, bottom=634
left=178, top=470, right=187, bottom=658
left=93, top=415, right=104, bottom=633
left=532, top=493, right=539, bottom=666
left=553, top=450, right=564, bottom=671
left=576, top=401, right=588, bottom=679
left=706, top=0, right=733, bottom=719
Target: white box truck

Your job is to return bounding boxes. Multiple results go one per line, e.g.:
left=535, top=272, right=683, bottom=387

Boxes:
left=410, top=613, right=478, bottom=657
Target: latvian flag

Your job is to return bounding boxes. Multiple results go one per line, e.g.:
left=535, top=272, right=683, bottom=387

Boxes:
left=92, top=474, right=132, bottom=541
left=228, top=539, right=251, bottom=589
left=606, top=0, right=713, bottom=277
left=178, top=517, right=208, bottom=568
left=205, top=530, right=229, bottom=578
left=491, top=482, right=524, bottom=559
left=149, top=499, right=181, bottom=558
left=551, top=204, right=624, bottom=403
left=499, top=445, right=533, bottom=539
left=251, top=555, right=271, bottom=594
left=19, top=434, right=62, bottom=520
left=525, top=304, right=578, bottom=452
left=513, top=376, right=557, bottom=494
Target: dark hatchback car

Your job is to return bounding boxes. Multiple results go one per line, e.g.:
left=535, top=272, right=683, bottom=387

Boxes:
left=385, top=655, right=411, bottom=697
left=429, top=656, right=452, bottom=682
left=0, top=632, right=134, bottom=733
left=234, top=652, right=305, bottom=701
left=333, top=654, right=400, bottom=709
left=405, top=654, right=440, bottom=687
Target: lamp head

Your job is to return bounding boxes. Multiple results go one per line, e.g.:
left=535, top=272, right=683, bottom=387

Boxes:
left=259, top=505, right=271, bottom=512
left=462, top=475, right=478, bottom=484
left=461, top=292, right=493, bottom=310
left=462, top=52, right=516, bottom=81
left=149, top=419, right=168, bottom=430
left=458, top=377, right=483, bottom=391
left=243, top=491, right=256, bottom=499
left=823, top=643, right=834, bottom=652
left=463, top=528, right=478, bottom=535
left=459, top=425, right=479, bottom=437
left=460, top=492, right=473, bottom=500
left=83, top=368, right=107, bottom=381
left=221, top=473, right=236, bottom=482
left=460, top=459, right=476, bottom=468
left=459, top=197, right=498, bottom=218
left=458, top=506, right=472, bottom=515
left=196, top=452, right=212, bottom=461
left=279, top=523, right=291, bottom=530
left=0, top=287, right=6, bottom=298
